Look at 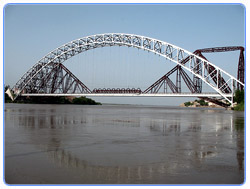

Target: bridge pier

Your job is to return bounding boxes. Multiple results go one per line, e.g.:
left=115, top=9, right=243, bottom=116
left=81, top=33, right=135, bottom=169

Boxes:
left=5, top=88, right=14, bottom=101
left=231, top=78, right=235, bottom=107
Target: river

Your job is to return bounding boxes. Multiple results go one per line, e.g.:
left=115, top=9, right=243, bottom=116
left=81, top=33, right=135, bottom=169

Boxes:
left=4, top=103, right=244, bottom=184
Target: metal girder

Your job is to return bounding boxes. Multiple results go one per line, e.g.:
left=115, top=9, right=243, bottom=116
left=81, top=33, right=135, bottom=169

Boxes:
left=144, top=66, right=200, bottom=95
left=196, top=46, right=244, bottom=53
left=11, top=33, right=244, bottom=104
left=21, top=93, right=232, bottom=97
left=193, top=50, right=232, bottom=94
left=238, top=49, right=245, bottom=90
left=192, top=46, right=245, bottom=106
left=194, top=46, right=245, bottom=91
left=144, top=66, right=179, bottom=93
left=14, top=63, right=91, bottom=96
left=179, top=67, right=199, bottom=93
left=199, top=97, right=229, bottom=108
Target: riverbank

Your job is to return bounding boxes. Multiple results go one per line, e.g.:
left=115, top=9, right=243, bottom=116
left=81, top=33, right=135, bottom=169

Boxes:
left=180, top=100, right=244, bottom=111
left=179, top=99, right=222, bottom=108
left=233, top=102, right=244, bottom=111
left=4, top=95, right=101, bottom=105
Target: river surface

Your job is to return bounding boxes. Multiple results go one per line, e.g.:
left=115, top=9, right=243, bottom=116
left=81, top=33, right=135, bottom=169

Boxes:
left=4, top=103, right=244, bottom=184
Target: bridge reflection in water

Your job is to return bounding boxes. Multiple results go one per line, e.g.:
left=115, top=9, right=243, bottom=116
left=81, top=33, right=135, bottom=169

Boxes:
left=5, top=104, right=244, bottom=184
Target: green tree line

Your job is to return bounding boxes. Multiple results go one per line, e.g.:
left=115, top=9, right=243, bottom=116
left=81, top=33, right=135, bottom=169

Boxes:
left=233, top=90, right=244, bottom=111
left=4, top=86, right=101, bottom=105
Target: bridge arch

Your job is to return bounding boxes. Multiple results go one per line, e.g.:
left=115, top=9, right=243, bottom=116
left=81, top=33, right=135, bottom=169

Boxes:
left=11, top=33, right=244, bottom=103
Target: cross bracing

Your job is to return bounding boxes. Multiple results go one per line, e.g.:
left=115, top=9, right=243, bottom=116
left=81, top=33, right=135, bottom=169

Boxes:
left=9, top=33, right=244, bottom=106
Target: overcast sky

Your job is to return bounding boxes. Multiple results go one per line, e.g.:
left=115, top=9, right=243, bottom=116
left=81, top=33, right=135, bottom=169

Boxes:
left=4, top=4, right=245, bottom=105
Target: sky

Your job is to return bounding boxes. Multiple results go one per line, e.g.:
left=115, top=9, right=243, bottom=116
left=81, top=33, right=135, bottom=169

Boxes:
left=3, top=3, right=245, bottom=106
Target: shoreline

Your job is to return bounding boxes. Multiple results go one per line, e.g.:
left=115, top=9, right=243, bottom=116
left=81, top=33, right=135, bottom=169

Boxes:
left=4, top=103, right=227, bottom=110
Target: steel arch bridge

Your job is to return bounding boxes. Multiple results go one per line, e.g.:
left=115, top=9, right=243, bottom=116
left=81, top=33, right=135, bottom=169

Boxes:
left=7, top=33, right=245, bottom=107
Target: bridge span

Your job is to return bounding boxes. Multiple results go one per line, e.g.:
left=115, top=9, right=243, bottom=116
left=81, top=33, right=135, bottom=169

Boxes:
left=21, top=93, right=231, bottom=98
left=7, top=33, right=244, bottom=107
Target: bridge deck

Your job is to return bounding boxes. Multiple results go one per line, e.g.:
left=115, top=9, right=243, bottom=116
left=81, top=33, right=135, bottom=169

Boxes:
left=20, top=93, right=232, bottom=98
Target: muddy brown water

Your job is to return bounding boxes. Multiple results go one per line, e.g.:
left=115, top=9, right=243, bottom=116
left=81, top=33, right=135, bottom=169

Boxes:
left=4, top=103, right=244, bottom=184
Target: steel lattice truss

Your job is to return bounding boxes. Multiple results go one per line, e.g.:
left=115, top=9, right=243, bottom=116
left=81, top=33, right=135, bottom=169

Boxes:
left=144, top=65, right=200, bottom=94
left=194, top=46, right=245, bottom=91
left=17, top=63, right=91, bottom=95
left=11, top=33, right=245, bottom=104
